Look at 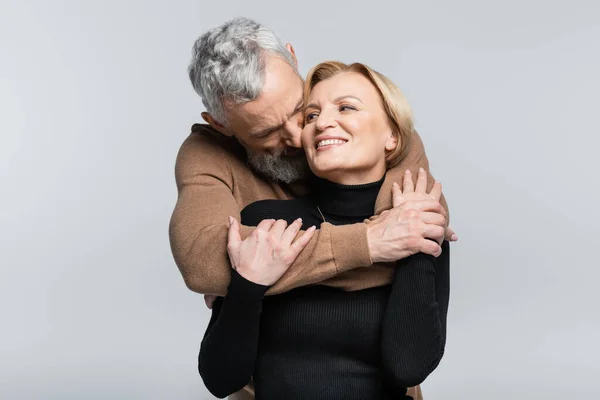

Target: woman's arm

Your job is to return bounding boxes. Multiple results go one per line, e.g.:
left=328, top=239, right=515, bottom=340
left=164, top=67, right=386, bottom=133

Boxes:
left=198, top=269, right=269, bottom=398
left=199, top=217, right=314, bottom=398
left=380, top=241, right=450, bottom=389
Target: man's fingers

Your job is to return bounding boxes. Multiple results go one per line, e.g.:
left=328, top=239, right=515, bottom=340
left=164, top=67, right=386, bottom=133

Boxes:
left=392, top=182, right=403, bottom=208
left=290, top=225, right=316, bottom=256
left=420, top=211, right=447, bottom=228
left=415, top=167, right=428, bottom=193
left=445, top=226, right=459, bottom=242
left=430, top=181, right=442, bottom=201
left=204, top=295, right=217, bottom=309
left=418, top=238, right=443, bottom=257
left=403, top=169, right=415, bottom=193
left=281, top=218, right=303, bottom=246
left=422, top=223, right=446, bottom=244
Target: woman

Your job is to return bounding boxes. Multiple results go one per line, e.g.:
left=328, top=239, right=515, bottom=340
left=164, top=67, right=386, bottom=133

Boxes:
left=198, top=61, right=450, bottom=400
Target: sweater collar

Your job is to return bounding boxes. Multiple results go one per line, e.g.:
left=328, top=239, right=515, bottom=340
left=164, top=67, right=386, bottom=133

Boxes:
left=310, top=175, right=385, bottom=218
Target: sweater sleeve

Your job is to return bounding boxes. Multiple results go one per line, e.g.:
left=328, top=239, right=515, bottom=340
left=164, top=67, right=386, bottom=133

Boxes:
left=198, top=269, right=270, bottom=399
left=169, top=127, right=372, bottom=296
left=380, top=240, right=450, bottom=389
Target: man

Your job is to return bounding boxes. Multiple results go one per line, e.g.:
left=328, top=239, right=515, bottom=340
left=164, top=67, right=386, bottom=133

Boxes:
left=169, top=17, right=455, bottom=400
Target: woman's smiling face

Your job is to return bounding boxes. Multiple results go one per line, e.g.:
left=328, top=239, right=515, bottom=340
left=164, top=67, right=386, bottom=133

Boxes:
left=302, top=72, right=397, bottom=185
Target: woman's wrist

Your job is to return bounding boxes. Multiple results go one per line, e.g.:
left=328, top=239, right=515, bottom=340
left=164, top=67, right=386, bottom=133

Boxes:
left=228, top=269, right=271, bottom=301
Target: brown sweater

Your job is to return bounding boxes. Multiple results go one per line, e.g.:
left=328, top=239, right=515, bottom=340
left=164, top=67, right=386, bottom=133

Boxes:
left=169, top=123, right=448, bottom=296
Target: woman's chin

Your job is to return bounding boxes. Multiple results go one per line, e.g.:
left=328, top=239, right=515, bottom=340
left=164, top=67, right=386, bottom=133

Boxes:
left=309, top=164, right=346, bottom=181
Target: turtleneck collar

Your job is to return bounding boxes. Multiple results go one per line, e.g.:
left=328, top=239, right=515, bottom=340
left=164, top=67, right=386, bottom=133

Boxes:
left=309, top=174, right=385, bottom=218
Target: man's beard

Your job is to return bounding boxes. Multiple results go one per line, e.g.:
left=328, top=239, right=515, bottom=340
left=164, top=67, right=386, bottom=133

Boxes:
left=246, top=148, right=309, bottom=184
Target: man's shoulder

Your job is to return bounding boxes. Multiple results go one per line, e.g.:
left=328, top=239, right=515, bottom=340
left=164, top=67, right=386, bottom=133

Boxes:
left=175, top=123, right=247, bottom=171
left=181, top=123, right=245, bottom=157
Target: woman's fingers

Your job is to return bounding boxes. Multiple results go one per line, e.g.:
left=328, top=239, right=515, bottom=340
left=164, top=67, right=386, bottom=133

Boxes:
left=403, top=169, right=415, bottom=193
left=256, top=218, right=276, bottom=231
left=227, top=217, right=242, bottom=247
left=281, top=218, right=303, bottom=246
left=430, top=181, right=442, bottom=200
left=392, top=182, right=404, bottom=208
left=269, top=219, right=289, bottom=238
left=415, top=167, right=428, bottom=193
left=403, top=199, right=447, bottom=217
left=289, top=226, right=317, bottom=256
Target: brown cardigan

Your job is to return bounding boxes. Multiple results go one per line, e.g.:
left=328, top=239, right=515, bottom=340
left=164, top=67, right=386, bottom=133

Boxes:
left=169, top=124, right=448, bottom=400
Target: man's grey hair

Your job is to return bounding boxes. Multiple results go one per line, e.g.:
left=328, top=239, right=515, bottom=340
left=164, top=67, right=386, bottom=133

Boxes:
left=188, top=17, right=297, bottom=125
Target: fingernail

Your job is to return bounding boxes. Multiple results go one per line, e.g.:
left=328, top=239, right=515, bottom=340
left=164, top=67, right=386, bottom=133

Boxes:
left=297, top=218, right=302, bottom=222
left=228, top=216, right=233, bottom=226
left=405, top=169, right=411, bottom=174
left=393, top=182, right=398, bottom=187
left=419, top=167, right=425, bottom=173
left=451, top=233, right=458, bottom=241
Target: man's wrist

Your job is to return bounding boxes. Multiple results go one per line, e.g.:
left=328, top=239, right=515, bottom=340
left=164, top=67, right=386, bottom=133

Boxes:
left=366, top=225, right=383, bottom=263
left=329, top=223, right=373, bottom=270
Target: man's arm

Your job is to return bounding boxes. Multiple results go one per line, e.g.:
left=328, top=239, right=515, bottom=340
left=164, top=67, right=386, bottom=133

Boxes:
left=169, top=129, right=372, bottom=296
left=169, top=126, right=448, bottom=296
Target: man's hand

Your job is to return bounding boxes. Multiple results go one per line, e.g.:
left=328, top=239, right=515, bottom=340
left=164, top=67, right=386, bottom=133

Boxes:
left=204, top=295, right=217, bottom=309
left=227, top=217, right=316, bottom=286
left=367, top=168, right=452, bottom=262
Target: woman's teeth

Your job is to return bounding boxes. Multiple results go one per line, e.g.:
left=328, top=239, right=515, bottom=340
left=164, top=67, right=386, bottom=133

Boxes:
left=317, top=139, right=347, bottom=148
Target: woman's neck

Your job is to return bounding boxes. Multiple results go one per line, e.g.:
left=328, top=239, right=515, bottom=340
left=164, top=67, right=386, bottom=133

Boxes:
left=318, top=169, right=387, bottom=186
left=310, top=174, right=385, bottom=218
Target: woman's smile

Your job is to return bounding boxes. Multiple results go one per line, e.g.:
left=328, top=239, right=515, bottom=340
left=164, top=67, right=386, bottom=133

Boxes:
left=315, top=137, right=348, bottom=150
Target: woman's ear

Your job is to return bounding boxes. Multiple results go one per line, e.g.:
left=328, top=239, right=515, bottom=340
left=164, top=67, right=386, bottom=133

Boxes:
left=385, top=132, right=398, bottom=151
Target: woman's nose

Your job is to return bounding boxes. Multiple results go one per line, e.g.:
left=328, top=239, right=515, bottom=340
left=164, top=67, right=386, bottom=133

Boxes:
left=315, top=110, right=337, bottom=132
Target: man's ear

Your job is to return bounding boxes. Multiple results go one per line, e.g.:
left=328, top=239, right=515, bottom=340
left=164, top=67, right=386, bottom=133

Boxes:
left=286, top=43, right=298, bottom=69
left=201, top=112, right=233, bottom=137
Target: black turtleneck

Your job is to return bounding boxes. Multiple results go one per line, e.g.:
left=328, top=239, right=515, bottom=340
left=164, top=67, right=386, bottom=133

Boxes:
left=198, top=176, right=450, bottom=400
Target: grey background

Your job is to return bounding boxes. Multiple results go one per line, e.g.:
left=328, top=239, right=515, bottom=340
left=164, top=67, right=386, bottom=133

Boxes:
left=1, top=0, right=599, bottom=399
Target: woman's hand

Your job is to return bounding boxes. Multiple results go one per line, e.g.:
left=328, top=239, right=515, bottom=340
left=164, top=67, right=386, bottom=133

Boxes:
left=226, top=217, right=317, bottom=286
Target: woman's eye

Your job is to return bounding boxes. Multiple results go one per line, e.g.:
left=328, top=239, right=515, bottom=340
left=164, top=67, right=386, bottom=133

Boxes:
left=305, top=112, right=318, bottom=123
left=340, top=104, right=357, bottom=112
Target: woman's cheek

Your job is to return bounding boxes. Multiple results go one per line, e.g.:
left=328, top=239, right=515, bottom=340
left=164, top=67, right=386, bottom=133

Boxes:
left=301, top=126, right=313, bottom=149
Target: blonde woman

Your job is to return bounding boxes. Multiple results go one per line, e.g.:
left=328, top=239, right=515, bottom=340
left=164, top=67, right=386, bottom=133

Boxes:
left=198, top=62, right=450, bottom=400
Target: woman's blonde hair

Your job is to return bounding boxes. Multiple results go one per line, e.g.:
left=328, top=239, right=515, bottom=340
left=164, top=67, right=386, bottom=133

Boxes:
left=304, top=61, right=414, bottom=169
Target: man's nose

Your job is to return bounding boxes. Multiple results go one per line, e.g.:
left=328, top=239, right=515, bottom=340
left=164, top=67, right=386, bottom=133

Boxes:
left=282, top=116, right=303, bottom=148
